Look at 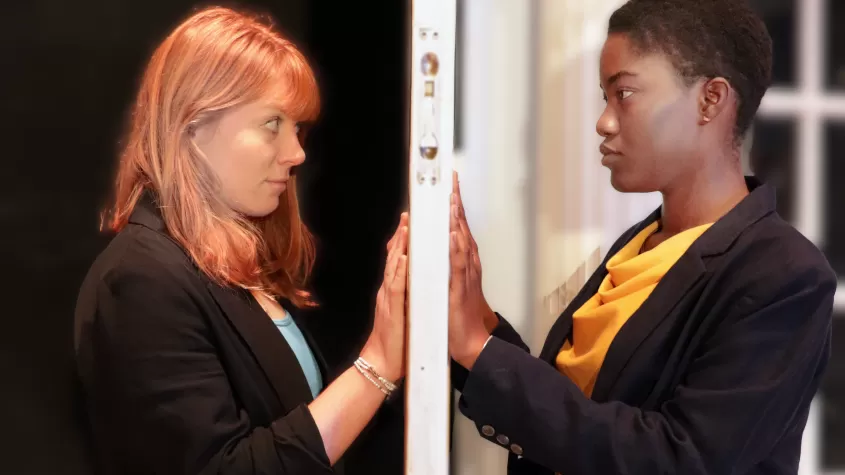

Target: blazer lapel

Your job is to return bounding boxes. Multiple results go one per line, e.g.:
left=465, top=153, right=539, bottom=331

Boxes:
left=590, top=252, right=706, bottom=401
left=128, top=190, right=319, bottom=409
left=538, top=268, right=600, bottom=363
left=538, top=210, right=662, bottom=364
left=208, top=284, right=315, bottom=410
left=590, top=176, right=776, bottom=402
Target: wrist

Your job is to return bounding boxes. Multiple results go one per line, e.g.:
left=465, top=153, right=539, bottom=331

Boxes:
left=483, top=308, right=499, bottom=333
left=359, top=347, right=401, bottom=383
left=454, top=329, right=491, bottom=371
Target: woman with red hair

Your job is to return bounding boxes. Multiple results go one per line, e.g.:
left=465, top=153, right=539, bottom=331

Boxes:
left=74, top=7, right=407, bottom=474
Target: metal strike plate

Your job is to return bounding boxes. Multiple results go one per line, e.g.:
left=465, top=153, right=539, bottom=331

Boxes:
left=416, top=27, right=441, bottom=185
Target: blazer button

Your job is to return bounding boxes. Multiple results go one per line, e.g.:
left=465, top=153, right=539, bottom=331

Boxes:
left=481, top=425, right=495, bottom=437
left=511, top=444, right=524, bottom=456
left=496, top=434, right=510, bottom=446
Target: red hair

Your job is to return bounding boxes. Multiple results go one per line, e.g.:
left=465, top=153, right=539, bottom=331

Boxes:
left=105, top=6, right=319, bottom=307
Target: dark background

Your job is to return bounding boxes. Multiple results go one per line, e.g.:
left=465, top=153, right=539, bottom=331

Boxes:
left=1, top=1, right=408, bottom=474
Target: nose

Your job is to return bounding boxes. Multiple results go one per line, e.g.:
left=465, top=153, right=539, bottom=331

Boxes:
left=596, top=106, right=619, bottom=138
left=288, top=145, right=306, bottom=166
left=280, top=137, right=306, bottom=166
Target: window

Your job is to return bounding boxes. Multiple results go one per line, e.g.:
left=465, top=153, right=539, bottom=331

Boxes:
left=750, top=0, right=845, bottom=472
left=749, top=118, right=797, bottom=223
left=822, top=315, right=845, bottom=469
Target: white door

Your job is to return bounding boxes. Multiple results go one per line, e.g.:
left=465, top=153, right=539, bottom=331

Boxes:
left=405, top=1, right=457, bottom=474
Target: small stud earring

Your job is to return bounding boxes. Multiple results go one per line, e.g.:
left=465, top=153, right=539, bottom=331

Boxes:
left=702, top=116, right=711, bottom=123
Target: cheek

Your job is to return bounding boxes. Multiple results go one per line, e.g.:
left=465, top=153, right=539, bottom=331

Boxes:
left=647, top=97, right=696, bottom=155
left=219, top=133, right=276, bottom=186
left=211, top=133, right=280, bottom=212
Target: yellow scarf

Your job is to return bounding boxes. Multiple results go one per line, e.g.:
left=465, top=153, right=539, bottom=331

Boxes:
left=556, top=221, right=713, bottom=397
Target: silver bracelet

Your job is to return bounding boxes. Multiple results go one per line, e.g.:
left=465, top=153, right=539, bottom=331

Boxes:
left=354, top=357, right=399, bottom=398
left=355, top=357, right=399, bottom=392
left=354, top=362, right=392, bottom=397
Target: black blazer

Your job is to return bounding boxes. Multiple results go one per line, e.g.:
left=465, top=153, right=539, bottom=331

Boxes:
left=453, top=177, right=836, bottom=475
left=74, top=195, right=338, bottom=475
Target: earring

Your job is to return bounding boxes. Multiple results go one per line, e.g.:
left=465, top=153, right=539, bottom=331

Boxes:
left=701, top=116, right=711, bottom=123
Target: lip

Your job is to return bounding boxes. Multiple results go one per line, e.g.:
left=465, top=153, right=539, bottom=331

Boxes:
left=599, top=143, right=621, bottom=156
left=266, top=178, right=288, bottom=190
left=601, top=154, right=621, bottom=167
left=599, top=144, right=622, bottom=166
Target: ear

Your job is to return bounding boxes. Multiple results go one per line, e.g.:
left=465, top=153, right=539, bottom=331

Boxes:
left=697, top=77, right=732, bottom=126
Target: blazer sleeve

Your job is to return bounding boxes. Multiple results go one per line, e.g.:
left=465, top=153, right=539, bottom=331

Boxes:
left=451, top=312, right=530, bottom=392
left=87, top=263, right=334, bottom=475
left=455, top=265, right=835, bottom=475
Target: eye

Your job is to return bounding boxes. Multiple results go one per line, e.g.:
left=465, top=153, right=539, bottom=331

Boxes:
left=263, top=117, right=281, bottom=133
left=617, top=90, right=634, bottom=100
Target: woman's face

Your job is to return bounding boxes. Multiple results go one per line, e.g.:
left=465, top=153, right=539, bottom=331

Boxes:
left=597, top=33, right=704, bottom=193
left=194, top=91, right=305, bottom=218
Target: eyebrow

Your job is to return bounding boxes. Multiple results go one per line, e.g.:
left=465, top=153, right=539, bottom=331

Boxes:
left=601, top=70, right=638, bottom=88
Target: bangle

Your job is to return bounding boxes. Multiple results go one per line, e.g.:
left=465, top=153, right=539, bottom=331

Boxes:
left=354, top=357, right=398, bottom=398
left=355, top=357, right=398, bottom=392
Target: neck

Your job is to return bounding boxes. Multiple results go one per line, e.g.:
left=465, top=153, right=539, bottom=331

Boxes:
left=659, top=154, right=748, bottom=235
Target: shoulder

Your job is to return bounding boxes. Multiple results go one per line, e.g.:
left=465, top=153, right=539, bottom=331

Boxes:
left=76, top=224, right=210, bottom=325
left=94, top=224, right=202, bottom=288
left=716, top=214, right=836, bottom=313
left=737, top=215, right=834, bottom=285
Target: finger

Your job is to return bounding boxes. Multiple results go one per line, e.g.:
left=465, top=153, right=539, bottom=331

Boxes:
left=455, top=206, right=479, bottom=259
left=454, top=172, right=465, bottom=214
left=399, top=225, right=409, bottom=255
left=389, top=255, right=408, bottom=297
left=452, top=170, right=459, bottom=196
left=388, top=225, right=409, bottom=286
left=449, top=231, right=468, bottom=277
left=386, top=212, right=407, bottom=251
left=375, top=285, right=385, bottom=318
left=388, top=254, right=409, bottom=327
left=452, top=183, right=479, bottom=253
left=384, top=234, right=400, bottom=285
left=387, top=257, right=407, bottom=325
left=457, top=214, right=475, bottom=256
left=449, top=232, right=467, bottom=300
left=450, top=202, right=460, bottom=234
left=457, top=224, right=474, bottom=284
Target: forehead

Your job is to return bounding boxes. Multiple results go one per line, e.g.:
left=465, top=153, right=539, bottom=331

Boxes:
left=229, top=86, right=294, bottom=119
left=599, top=33, right=678, bottom=86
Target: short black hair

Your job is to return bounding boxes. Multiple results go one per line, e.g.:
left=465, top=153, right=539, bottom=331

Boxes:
left=608, top=0, right=772, bottom=140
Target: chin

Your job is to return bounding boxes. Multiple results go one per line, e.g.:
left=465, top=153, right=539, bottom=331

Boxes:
left=240, top=198, right=281, bottom=218
left=609, top=170, right=655, bottom=194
